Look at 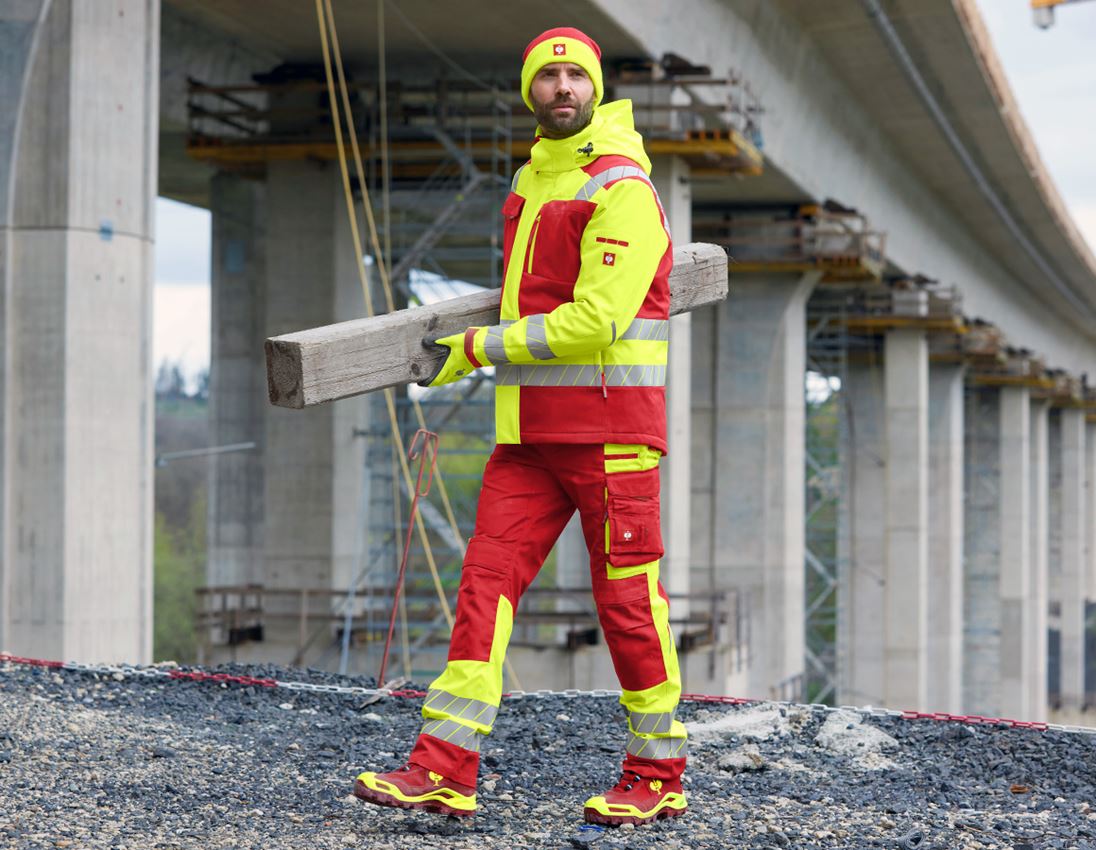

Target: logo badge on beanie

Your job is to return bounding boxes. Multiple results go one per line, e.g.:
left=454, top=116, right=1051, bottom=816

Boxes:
left=553, top=43, right=566, bottom=56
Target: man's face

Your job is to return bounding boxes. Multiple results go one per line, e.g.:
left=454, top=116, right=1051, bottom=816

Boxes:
left=530, top=62, right=595, bottom=139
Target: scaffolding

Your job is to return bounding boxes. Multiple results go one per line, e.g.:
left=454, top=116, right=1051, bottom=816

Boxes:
left=694, top=203, right=886, bottom=281
left=804, top=288, right=856, bottom=704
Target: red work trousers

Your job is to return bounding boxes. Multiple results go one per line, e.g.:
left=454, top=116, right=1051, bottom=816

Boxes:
left=408, top=442, right=686, bottom=788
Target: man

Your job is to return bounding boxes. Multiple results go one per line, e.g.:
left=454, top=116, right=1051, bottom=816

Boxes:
left=353, top=26, right=687, bottom=826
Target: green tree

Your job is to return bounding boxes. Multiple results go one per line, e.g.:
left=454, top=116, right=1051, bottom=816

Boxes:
left=153, top=495, right=206, bottom=663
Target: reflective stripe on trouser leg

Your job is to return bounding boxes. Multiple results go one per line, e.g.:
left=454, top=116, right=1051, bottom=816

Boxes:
left=409, top=595, right=515, bottom=786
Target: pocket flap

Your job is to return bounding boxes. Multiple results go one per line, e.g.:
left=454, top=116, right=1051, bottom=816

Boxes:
left=606, top=468, right=659, bottom=499
left=502, top=192, right=525, bottom=219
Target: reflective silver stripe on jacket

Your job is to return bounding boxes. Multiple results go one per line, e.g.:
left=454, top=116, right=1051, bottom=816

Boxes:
left=421, top=718, right=482, bottom=752
left=574, top=165, right=660, bottom=202
left=495, top=363, right=666, bottom=388
left=510, top=163, right=528, bottom=193
left=625, top=733, right=687, bottom=760
left=628, top=710, right=675, bottom=735
left=619, top=318, right=669, bottom=342
left=524, top=314, right=557, bottom=360
left=423, top=689, right=498, bottom=728
left=483, top=325, right=510, bottom=365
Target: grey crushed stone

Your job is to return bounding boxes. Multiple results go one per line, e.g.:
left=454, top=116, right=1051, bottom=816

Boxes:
left=1, top=661, right=1096, bottom=849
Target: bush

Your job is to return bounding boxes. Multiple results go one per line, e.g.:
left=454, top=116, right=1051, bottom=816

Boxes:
left=153, top=498, right=205, bottom=663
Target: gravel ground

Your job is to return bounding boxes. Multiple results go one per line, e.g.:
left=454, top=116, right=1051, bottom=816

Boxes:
left=2, top=661, right=1095, bottom=850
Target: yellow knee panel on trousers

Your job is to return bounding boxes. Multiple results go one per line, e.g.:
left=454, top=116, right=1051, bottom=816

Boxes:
left=424, top=596, right=515, bottom=734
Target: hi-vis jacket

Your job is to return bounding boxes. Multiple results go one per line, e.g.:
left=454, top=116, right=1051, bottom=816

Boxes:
left=464, top=100, right=673, bottom=452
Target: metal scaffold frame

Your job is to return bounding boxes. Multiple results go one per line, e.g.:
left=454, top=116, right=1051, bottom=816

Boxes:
left=804, top=289, right=853, bottom=705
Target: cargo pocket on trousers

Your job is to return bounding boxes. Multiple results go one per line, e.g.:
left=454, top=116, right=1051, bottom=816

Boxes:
left=605, top=467, right=664, bottom=568
left=449, top=537, right=511, bottom=662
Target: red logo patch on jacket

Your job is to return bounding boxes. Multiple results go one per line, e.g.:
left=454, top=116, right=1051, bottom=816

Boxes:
left=553, top=43, right=566, bottom=56
left=602, top=251, right=616, bottom=266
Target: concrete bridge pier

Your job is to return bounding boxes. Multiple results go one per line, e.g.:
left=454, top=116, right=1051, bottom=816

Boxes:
left=927, top=363, right=966, bottom=713
left=0, top=0, right=158, bottom=662
left=692, top=272, right=816, bottom=699
left=208, top=173, right=266, bottom=590
left=882, top=329, right=930, bottom=710
left=1029, top=399, right=1051, bottom=720
left=1055, top=408, right=1088, bottom=711
left=205, top=162, right=369, bottom=665
left=998, top=386, right=1033, bottom=720
left=1087, top=420, right=1096, bottom=601
left=839, top=330, right=931, bottom=711
left=961, top=385, right=1040, bottom=717
left=838, top=358, right=885, bottom=707
left=963, top=387, right=1000, bottom=713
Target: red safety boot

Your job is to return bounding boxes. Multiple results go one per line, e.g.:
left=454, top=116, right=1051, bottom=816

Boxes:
left=583, top=771, right=688, bottom=826
left=353, top=763, right=476, bottom=817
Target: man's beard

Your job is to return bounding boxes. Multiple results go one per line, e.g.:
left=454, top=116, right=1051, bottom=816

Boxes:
left=533, top=95, right=595, bottom=138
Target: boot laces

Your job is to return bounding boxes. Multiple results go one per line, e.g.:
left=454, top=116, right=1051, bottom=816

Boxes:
left=615, top=771, right=643, bottom=792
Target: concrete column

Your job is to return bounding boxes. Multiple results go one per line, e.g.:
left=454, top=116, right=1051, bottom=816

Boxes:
left=695, top=272, right=815, bottom=698
left=651, top=155, right=691, bottom=617
left=1029, top=400, right=1050, bottom=720
left=1, top=1, right=158, bottom=662
left=963, top=387, right=1000, bottom=713
left=1057, top=408, right=1087, bottom=710
left=961, top=385, right=1034, bottom=716
left=838, top=360, right=886, bottom=706
left=208, top=173, right=266, bottom=588
left=999, top=386, right=1032, bottom=719
left=882, top=330, right=930, bottom=709
left=255, top=161, right=368, bottom=663
left=1087, top=420, right=1096, bottom=600
left=927, top=364, right=965, bottom=713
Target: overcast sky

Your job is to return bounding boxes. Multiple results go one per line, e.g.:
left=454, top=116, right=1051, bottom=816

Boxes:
left=153, top=1, right=1096, bottom=379
left=974, top=0, right=1096, bottom=244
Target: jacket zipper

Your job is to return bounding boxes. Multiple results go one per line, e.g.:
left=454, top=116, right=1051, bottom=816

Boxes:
left=526, top=214, right=542, bottom=274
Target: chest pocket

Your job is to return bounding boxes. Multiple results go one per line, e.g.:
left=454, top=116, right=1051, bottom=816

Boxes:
left=525, top=199, right=597, bottom=283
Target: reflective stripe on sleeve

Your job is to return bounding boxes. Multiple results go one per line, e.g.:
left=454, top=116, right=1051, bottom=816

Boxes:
left=628, top=710, right=675, bottom=735
left=423, top=688, right=499, bottom=728
left=421, top=718, right=483, bottom=752
left=625, top=732, right=687, bottom=760
left=495, top=363, right=666, bottom=388
left=524, top=314, right=557, bottom=360
left=483, top=325, right=509, bottom=366
left=510, top=163, right=528, bottom=193
left=574, top=165, right=671, bottom=240
left=618, top=318, right=669, bottom=342
left=574, top=165, right=659, bottom=202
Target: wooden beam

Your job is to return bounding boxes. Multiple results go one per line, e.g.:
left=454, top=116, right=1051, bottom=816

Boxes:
left=266, top=242, right=729, bottom=409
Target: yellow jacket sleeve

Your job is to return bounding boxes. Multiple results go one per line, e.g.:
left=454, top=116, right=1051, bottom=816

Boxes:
left=471, top=178, right=669, bottom=366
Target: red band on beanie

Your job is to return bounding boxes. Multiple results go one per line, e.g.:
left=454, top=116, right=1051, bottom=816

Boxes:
left=522, top=27, right=602, bottom=62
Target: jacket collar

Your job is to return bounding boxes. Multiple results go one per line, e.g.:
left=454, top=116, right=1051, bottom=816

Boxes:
left=530, top=109, right=605, bottom=173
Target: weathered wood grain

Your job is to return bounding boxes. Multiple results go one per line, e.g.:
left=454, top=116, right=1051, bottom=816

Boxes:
left=265, top=242, right=728, bottom=409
